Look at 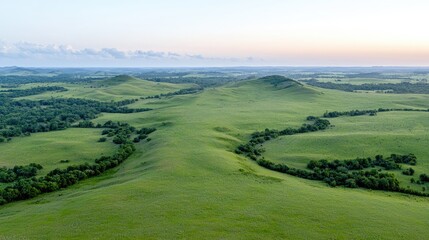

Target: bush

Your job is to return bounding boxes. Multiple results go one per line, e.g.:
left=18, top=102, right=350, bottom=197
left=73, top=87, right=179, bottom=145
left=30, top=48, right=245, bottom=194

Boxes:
left=235, top=111, right=429, bottom=197
left=345, top=179, right=358, bottom=188
left=419, top=174, right=429, bottom=183
left=0, top=119, right=157, bottom=205
left=402, top=168, right=415, bottom=176
left=113, top=135, right=128, bottom=144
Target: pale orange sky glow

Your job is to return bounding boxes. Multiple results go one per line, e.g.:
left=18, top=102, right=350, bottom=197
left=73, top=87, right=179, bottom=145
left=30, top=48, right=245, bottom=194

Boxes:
left=1, top=0, right=429, bottom=66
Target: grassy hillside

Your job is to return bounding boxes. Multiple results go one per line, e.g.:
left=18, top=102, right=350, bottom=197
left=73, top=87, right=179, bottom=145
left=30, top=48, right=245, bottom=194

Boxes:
left=0, top=77, right=429, bottom=239
left=0, top=128, right=116, bottom=176
left=18, top=75, right=195, bottom=101
left=264, top=111, right=429, bottom=192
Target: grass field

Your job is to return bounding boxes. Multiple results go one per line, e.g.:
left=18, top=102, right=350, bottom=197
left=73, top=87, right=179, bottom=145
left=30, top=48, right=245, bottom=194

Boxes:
left=17, top=75, right=195, bottom=101
left=0, top=77, right=429, bottom=239
left=315, top=77, right=405, bottom=84
left=299, top=72, right=428, bottom=85
left=263, top=111, right=429, bottom=191
left=0, top=128, right=116, bottom=176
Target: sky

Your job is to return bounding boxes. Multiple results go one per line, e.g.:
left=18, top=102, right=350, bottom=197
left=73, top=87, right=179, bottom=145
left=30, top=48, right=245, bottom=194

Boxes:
left=1, top=0, right=429, bottom=67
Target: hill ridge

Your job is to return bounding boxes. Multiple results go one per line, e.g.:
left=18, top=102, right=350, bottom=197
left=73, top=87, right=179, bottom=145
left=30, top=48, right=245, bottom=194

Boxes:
left=259, top=75, right=303, bottom=88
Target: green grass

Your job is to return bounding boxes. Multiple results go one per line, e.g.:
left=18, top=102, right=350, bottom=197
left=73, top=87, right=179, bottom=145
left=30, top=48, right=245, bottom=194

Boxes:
left=309, top=72, right=425, bottom=85
left=1, top=77, right=429, bottom=239
left=263, top=111, right=429, bottom=191
left=0, top=128, right=116, bottom=176
left=18, top=76, right=195, bottom=101
left=316, top=77, right=405, bottom=84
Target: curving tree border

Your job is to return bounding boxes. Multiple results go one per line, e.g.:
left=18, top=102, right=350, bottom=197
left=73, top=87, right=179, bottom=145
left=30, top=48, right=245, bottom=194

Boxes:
left=236, top=108, right=429, bottom=197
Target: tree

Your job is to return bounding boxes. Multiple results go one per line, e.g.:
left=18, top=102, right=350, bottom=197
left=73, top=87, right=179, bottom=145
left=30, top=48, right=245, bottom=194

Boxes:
left=345, top=179, right=358, bottom=188
left=402, top=167, right=415, bottom=176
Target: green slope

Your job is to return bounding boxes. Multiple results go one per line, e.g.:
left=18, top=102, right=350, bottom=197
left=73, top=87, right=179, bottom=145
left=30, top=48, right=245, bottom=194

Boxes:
left=0, top=77, right=429, bottom=239
left=0, top=128, right=116, bottom=177
left=263, top=111, right=429, bottom=192
left=18, top=75, right=195, bottom=101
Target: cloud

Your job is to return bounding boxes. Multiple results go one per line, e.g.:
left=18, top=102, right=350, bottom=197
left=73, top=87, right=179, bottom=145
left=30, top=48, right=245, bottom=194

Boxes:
left=0, top=41, right=260, bottom=67
left=132, top=50, right=165, bottom=59
left=167, top=52, right=181, bottom=57
left=100, top=48, right=127, bottom=59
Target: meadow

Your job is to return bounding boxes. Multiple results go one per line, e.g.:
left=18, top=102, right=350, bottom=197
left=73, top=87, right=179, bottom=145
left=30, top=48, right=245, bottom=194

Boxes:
left=263, top=111, right=429, bottom=192
left=18, top=75, right=195, bottom=101
left=0, top=128, right=115, bottom=176
left=0, top=73, right=428, bottom=239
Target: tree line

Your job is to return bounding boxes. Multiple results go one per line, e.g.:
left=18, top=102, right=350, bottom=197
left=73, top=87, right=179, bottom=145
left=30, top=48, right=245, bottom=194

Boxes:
left=303, top=79, right=429, bottom=94
left=142, top=87, right=203, bottom=100
left=75, top=120, right=156, bottom=144
left=235, top=118, right=331, bottom=160
left=0, top=93, right=151, bottom=141
left=322, top=108, right=428, bottom=118
left=0, top=86, right=68, bottom=98
left=257, top=156, right=429, bottom=197
left=0, top=120, right=157, bottom=205
left=0, top=75, right=100, bottom=86
left=257, top=157, right=402, bottom=191
left=0, top=163, right=43, bottom=183
left=235, top=110, right=429, bottom=196
left=135, top=72, right=240, bottom=87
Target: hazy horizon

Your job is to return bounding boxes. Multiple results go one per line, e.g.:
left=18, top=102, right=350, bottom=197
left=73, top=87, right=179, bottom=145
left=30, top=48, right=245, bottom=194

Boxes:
left=2, top=0, right=429, bottom=67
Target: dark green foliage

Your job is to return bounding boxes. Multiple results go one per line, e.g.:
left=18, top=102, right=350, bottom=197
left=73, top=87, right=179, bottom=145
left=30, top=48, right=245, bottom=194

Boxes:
left=307, top=157, right=373, bottom=171
left=323, top=108, right=427, bottom=118
left=420, top=174, right=429, bottom=183
left=99, top=121, right=142, bottom=145
left=0, top=119, right=157, bottom=205
left=76, top=121, right=95, bottom=128
left=323, top=109, right=377, bottom=118
left=257, top=157, right=402, bottom=192
left=0, top=86, right=67, bottom=98
left=345, top=179, right=358, bottom=188
left=0, top=163, right=43, bottom=183
left=236, top=110, right=429, bottom=197
left=303, top=79, right=429, bottom=94
left=0, top=95, right=150, bottom=140
left=259, top=75, right=302, bottom=87
left=0, top=75, right=100, bottom=85
left=0, top=143, right=136, bottom=204
left=138, top=134, right=148, bottom=140
left=98, top=137, right=107, bottom=142
left=389, top=153, right=417, bottom=165
left=238, top=118, right=330, bottom=160
left=113, top=135, right=129, bottom=144
left=137, top=127, right=157, bottom=135
left=136, top=71, right=245, bottom=87
left=101, top=129, right=111, bottom=135
left=402, top=168, right=415, bottom=176
left=142, top=87, right=203, bottom=99
left=373, top=155, right=401, bottom=170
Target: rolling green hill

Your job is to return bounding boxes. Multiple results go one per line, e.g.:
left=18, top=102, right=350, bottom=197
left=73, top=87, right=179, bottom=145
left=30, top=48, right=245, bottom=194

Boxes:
left=0, top=128, right=115, bottom=177
left=18, top=75, right=195, bottom=101
left=0, top=76, right=428, bottom=239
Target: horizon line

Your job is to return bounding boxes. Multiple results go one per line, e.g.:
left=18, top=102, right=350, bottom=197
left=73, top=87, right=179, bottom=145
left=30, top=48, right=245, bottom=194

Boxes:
left=3, top=65, right=429, bottom=69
